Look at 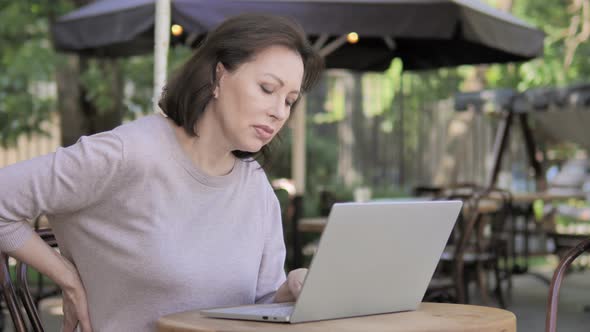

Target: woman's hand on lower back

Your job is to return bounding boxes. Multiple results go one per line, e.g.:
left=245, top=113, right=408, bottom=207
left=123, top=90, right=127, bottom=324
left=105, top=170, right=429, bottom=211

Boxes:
left=59, top=256, right=93, bottom=332
left=6, top=234, right=93, bottom=331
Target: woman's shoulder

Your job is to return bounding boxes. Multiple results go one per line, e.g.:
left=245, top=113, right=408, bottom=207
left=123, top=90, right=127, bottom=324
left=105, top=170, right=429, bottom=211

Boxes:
left=238, top=159, right=276, bottom=196
left=113, top=114, right=174, bottom=152
left=113, top=114, right=169, bottom=141
left=97, top=114, right=176, bottom=175
left=238, top=159, right=266, bottom=180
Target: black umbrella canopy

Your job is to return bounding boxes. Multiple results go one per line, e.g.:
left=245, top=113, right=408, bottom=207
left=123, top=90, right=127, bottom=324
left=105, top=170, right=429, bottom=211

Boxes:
left=53, top=0, right=545, bottom=71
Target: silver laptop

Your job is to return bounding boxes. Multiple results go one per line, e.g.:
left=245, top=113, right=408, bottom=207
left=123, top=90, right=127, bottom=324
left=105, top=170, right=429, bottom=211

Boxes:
left=201, top=200, right=462, bottom=323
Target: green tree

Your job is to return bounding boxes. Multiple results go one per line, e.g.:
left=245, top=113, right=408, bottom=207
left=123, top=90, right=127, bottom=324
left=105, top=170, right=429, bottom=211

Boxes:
left=0, top=0, right=194, bottom=148
left=485, top=0, right=590, bottom=90
left=0, top=0, right=72, bottom=147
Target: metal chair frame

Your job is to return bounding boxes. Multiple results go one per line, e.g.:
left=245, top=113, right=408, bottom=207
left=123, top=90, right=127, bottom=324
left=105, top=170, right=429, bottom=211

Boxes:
left=546, top=237, right=590, bottom=332
left=0, top=228, right=58, bottom=332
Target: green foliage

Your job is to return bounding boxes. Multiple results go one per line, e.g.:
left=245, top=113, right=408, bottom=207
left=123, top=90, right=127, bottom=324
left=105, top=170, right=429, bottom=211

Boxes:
left=121, top=55, right=154, bottom=118
left=0, top=1, right=194, bottom=146
left=79, top=60, right=117, bottom=113
left=485, top=0, right=590, bottom=90
left=122, top=46, right=193, bottom=118
left=314, top=74, right=345, bottom=124
left=267, top=125, right=340, bottom=189
left=3, top=0, right=588, bottom=211
left=0, top=1, right=71, bottom=147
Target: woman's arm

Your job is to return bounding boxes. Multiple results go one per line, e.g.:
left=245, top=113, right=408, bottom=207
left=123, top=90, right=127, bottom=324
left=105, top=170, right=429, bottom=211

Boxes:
left=0, top=131, right=125, bottom=331
left=8, top=234, right=93, bottom=332
left=0, top=131, right=124, bottom=242
left=254, top=189, right=288, bottom=304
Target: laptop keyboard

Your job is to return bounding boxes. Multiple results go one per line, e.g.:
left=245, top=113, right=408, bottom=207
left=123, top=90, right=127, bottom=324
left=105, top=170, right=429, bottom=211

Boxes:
left=216, top=303, right=295, bottom=317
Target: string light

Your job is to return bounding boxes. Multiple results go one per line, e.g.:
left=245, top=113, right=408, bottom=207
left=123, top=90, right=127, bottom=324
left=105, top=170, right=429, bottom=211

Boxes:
left=171, top=24, right=184, bottom=36
left=347, top=32, right=359, bottom=44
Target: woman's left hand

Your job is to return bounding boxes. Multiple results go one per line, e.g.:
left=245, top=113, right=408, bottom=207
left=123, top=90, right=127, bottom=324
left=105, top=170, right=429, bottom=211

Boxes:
left=274, top=268, right=308, bottom=302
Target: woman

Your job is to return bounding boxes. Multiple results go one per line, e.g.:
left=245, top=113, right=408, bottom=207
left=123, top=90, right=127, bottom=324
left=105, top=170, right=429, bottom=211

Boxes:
left=0, top=13, right=323, bottom=331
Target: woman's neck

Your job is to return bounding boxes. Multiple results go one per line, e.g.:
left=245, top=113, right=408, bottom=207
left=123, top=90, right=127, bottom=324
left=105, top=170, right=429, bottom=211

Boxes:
left=170, top=117, right=236, bottom=177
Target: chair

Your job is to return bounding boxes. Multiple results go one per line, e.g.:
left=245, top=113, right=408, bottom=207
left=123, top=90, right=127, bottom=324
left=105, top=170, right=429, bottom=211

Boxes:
left=426, top=184, right=513, bottom=308
left=439, top=190, right=486, bottom=305
left=466, top=187, right=513, bottom=307
left=0, top=228, right=59, bottom=332
left=546, top=237, right=590, bottom=332
left=0, top=246, right=27, bottom=331
left=424, top=183, right=481, bottom=304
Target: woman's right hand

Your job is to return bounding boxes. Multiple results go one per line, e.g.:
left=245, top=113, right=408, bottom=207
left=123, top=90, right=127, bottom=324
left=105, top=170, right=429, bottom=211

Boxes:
left=6, top=234, right=93, bottom=331
left=59, top=256, right=93, bottom=332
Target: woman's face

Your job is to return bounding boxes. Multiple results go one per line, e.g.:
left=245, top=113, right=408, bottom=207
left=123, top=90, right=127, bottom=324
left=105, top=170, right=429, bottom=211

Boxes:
left=211, top=45, right=304, bottom=153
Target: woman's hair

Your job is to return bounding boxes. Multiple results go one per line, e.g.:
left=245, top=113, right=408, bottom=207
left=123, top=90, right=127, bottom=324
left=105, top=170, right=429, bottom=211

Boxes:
left=159, top=13, right=324, bottom=162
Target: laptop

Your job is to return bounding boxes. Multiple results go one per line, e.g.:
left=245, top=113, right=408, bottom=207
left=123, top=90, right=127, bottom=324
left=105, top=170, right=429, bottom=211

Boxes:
left=201, top=200, right=462, bottom=323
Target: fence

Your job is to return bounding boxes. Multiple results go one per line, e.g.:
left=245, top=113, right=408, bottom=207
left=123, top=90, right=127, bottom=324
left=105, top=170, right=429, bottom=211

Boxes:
left=0, top=114, right=61, bottom=168
left=306, top=71, right=533, bottom=193
left=1, top=88, right=533, bottom=193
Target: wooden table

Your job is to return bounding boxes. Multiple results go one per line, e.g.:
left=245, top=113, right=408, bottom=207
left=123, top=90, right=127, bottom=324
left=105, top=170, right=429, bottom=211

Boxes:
left=298, top=200, right=500, bottom=233
left=508, top=191, right=586, bottom=204
left=157, top=302, right=516, bottom=332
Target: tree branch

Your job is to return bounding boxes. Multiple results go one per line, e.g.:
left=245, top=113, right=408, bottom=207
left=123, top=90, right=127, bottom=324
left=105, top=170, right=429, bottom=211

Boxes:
left=564, top=0, right=590, bottom=70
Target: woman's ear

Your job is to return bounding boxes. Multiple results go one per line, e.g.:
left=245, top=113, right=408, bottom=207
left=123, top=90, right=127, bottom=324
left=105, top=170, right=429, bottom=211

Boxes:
left=213, top=62, right=226, bottom=98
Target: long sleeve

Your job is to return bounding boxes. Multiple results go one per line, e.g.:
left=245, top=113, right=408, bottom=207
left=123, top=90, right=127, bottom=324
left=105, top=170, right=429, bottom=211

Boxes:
left=0, top=114, right=297, bottom=331
left=255, top=191, right=287, bottom=304
left=0, top=131, right=125, bottom=251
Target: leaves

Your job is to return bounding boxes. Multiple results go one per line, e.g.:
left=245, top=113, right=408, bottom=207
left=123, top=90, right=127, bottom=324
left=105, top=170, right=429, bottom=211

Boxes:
left=0, top=1, right=68, bottom=148
left=485, top=0, right=590, bottom=90
left=0, top=0, right=192, bottom=147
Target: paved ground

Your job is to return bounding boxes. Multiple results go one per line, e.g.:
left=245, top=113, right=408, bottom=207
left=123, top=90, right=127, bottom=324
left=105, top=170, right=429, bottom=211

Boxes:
left=3, top=262, right=590, bottom=331
left=463, top=258, right=590, bottom=331
left=509, top=266, right=590, bottom=332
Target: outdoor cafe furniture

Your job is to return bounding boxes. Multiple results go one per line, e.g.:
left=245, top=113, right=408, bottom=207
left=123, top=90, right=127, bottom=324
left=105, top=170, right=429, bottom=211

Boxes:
left=157, top=302, right=516, bottom=332
left=546, top=236, right=590, bottom=332
left=297, top=199, right=501, bottom=234
left=0, top=228, right=58, bottom=332
left=294, top=191, right=509, bottom=307
left=509, top=191, right=586, bottom=204
left=491, top=191, right=587, bottom=278
left=433, top=188, right=513, bottom=308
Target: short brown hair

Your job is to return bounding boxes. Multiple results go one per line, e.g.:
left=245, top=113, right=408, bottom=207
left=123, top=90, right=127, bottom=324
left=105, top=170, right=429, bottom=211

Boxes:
left=159, top=13, right=324, bottom=161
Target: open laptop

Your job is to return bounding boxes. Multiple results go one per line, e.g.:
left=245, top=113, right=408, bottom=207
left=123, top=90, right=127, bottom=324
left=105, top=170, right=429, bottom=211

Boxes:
left=201, top=200, right=462, bottom=323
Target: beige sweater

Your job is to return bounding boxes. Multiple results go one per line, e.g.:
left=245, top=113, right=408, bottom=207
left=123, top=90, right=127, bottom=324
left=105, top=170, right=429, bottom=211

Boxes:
left=0, top=114, right=286, bottom=331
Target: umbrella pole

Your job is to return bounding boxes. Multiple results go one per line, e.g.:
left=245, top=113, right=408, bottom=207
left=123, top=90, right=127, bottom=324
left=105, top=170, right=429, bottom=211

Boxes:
left=292, top=96, right=307, bottom=195
left=288, top=37, right=344, bottom=267
left=291, top=34, right=352, bottom=196
left=398, top=72, right=405, bottom=188
left=290, top=96, right=306, bottom=269
left=153, top=0, right=171, bottom=113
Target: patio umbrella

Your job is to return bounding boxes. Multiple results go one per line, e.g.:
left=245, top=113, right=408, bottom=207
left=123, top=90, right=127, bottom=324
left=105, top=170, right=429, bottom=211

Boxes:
left=52, top=0, right=545, bottom=195
left=53, top=0, right=544, bottom=71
